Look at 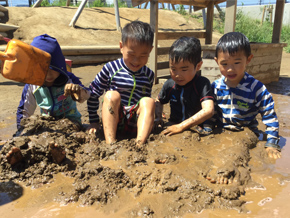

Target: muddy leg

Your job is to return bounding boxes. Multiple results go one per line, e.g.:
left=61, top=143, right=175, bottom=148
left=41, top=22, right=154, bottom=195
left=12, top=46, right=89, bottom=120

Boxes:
left=102, top=91, right=120, bottom=144
left=6, top=147, right=23, bottom=165
left=48, top=141, right=66, bottom=164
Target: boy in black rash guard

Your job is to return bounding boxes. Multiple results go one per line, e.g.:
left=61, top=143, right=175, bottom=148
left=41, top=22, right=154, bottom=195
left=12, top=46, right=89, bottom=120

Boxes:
left=155, top=36, right=214, bottom=136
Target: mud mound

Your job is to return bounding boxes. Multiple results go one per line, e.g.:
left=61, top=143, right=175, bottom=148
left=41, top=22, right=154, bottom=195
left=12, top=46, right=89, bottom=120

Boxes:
left=0, top=114, right=261, bottom=215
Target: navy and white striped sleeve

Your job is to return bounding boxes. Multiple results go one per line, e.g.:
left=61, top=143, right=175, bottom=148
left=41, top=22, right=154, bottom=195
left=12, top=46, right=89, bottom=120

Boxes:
left=255, top=82, right=279, bottom=143
left=87, top=64, right=111, bottom=123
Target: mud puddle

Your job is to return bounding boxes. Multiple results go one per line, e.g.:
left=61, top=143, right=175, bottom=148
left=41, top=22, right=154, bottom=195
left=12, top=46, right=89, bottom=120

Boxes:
left=1, top=83, right=290, bottom=217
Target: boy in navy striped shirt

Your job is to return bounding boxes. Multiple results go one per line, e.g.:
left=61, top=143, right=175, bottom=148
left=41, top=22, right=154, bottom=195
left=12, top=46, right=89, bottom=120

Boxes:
left=87, top=21, right=155, bottom=147
left=211, top=32, right=280, bottom=159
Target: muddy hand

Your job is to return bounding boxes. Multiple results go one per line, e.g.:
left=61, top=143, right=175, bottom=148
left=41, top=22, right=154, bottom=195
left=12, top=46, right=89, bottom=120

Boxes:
left=161, top=124, right=183, bottom=136
left=64, top=83, right=81, bottom=101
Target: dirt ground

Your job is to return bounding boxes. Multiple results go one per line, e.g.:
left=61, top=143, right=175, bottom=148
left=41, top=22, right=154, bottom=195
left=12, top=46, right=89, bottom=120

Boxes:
left=0, top=6, right=290, bottom=217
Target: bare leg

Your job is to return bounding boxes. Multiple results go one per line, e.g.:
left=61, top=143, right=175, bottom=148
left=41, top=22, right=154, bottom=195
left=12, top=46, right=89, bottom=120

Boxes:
left=6, top=147, right=23, bottom=165
left=136, top=97, right=155, bottom=146
left=48, top=141, right=66, bottom=164
left=102, top=91, right=121, bottom=144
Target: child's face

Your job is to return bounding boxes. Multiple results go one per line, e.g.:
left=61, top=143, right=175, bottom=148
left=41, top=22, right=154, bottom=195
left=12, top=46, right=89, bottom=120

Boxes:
left=120, top=40, right=153, bottom=72
left=215, top=50, right=253, bottom=87
left=44, top=68, right=60, bottom=87
left=169, top=59, right=202, bottom=86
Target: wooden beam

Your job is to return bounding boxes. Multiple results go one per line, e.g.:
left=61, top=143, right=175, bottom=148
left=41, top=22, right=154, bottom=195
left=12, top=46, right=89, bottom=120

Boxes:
left=114, top=0, right=121, bottom=31
left=158, top=31, right=206, bottom=40
left=272, top=0, right=285, bottom=43
left=69, top=0, right=88, bottom=27
left=224, top=0, right=237, bottom=33
left=149, top=0, right=159, bottom=84
left=66, top=0, right=70, bottom=6
left=205, top=1, right=214, bottom=44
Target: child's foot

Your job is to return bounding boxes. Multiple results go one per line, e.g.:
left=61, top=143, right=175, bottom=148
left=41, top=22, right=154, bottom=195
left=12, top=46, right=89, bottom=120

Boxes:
left=48, top=141, right=66, bottom=164
left=6, top=147, right=23, bottom=165
left=193, top=126, right=212, bottom=135
left=204, top=164, right=240, bottom=185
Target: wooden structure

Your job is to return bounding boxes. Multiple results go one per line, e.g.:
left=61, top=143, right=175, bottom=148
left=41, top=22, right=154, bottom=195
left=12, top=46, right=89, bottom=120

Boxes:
left=28, top=0, right=286, bottom=84
left=138, top=0, right=286, bottom=84
left=137, top=0, right=227, bottom=83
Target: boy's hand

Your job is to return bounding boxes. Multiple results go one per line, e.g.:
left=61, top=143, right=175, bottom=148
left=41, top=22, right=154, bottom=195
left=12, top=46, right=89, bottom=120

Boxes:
left=87, top=123, right=101, bottom=135
left=64, top=83, right=81, bottom=101
left=161, top=124, right=183, bottom=136
left=265, top=147, right=281, bottom=159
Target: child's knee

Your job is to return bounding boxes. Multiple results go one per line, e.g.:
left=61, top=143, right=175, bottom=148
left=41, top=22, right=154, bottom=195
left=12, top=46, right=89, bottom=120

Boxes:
left=140, top=97, right=155, bottom=109
left=104, top=91, right=121, bottom=104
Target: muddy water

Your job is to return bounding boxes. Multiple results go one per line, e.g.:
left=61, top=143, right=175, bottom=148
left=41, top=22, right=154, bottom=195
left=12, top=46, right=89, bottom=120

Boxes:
left=1, top=83, right=290, bottom=217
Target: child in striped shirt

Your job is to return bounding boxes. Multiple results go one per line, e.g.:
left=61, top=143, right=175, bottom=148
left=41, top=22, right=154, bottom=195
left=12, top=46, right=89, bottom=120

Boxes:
left=211, top=32, right=280, bottom=159
left=87, top=21, right=155, bottom=147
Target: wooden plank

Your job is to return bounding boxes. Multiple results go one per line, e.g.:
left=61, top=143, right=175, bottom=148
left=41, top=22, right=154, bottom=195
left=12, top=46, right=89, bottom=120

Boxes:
left=60, top=45, right=121, bottom=55
left=149, top=0, right=159, bottom=84
left=0, top=5, right=8, bottom=12
left=205, top=1, right=214, bottom=44
left=158, top=30, right=206, bottom=40
left=0, top=23, right=19, bottom=31
left=65, top=54, right=122, bottom=65
left=157, top=61, right=169, bottom=70
left=272, top=0, right=285, bottom=43
left=224, top=0, right=237, bottom=33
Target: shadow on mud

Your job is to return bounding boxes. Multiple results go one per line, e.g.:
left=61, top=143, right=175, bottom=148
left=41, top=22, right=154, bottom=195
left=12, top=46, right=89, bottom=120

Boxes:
left=266, top=77, right=290, bottom=95
left=0, top=181, right=23, bottom=206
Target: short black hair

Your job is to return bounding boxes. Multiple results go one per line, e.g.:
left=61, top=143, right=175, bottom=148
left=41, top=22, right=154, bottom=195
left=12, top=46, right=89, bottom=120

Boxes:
left=169, top=36, right=202, bottom=67
left=122, top=20, right=154, bottom=47
left=215, top=32, right=251, bottom=58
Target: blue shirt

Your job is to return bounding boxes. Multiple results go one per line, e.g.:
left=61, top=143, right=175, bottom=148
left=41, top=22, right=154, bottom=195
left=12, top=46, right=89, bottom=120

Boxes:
left=212, top=72, right=279, bottom=144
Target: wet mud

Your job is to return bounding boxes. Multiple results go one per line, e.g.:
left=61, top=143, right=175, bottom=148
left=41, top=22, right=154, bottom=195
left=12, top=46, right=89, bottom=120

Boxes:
left=0, top=112, right=266, bottom=216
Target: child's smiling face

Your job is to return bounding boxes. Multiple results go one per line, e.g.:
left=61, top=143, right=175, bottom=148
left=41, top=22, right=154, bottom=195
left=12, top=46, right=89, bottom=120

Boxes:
left=215, top=50, right=253, bottom=87
left=169, top=59, right=202, bottom=86
left=120, top=39, right=153, bottom=72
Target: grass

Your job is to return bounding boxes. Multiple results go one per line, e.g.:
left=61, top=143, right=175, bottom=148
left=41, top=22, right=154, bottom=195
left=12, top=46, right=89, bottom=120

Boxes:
left=184, top=9, right=290, bottom=53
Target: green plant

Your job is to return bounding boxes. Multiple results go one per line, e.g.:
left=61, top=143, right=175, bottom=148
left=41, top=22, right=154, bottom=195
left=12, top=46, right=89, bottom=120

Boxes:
left=92, top=0, right=107, bottom=7
left=40, top=0, right=51, bottom=7
left=176, top=5, right=187, bottom=15
left=51, top=0, right=68, bottom=6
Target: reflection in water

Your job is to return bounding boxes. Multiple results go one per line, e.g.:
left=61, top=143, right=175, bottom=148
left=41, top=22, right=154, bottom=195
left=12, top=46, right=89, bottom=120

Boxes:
left=0, top=181, right=23, bottom=206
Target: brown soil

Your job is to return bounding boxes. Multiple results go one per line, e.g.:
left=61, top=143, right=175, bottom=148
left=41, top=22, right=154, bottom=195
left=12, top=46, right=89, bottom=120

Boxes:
left=0, top=6, right=290, bottom=217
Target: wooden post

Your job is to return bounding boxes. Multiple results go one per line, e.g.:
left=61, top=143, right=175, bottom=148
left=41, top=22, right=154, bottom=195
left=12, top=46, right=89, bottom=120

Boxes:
left=69, top=0, right=88, bottom=27
left=272, top=0, right=285, bottom=43
left=32, top=0, right=43, bottom=8
left=149, top=0, right=158, bottom=84
left=202, top=8, right=206, bottom=29
left=114, top=0, right=121, bottom=31
left=224, top=0, right=237, bottom=33
left=171, top=4, right=175, bottom=10
left=205, top=1, right=214, bottom=44
left=261, top=5, right=266, bottom=24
